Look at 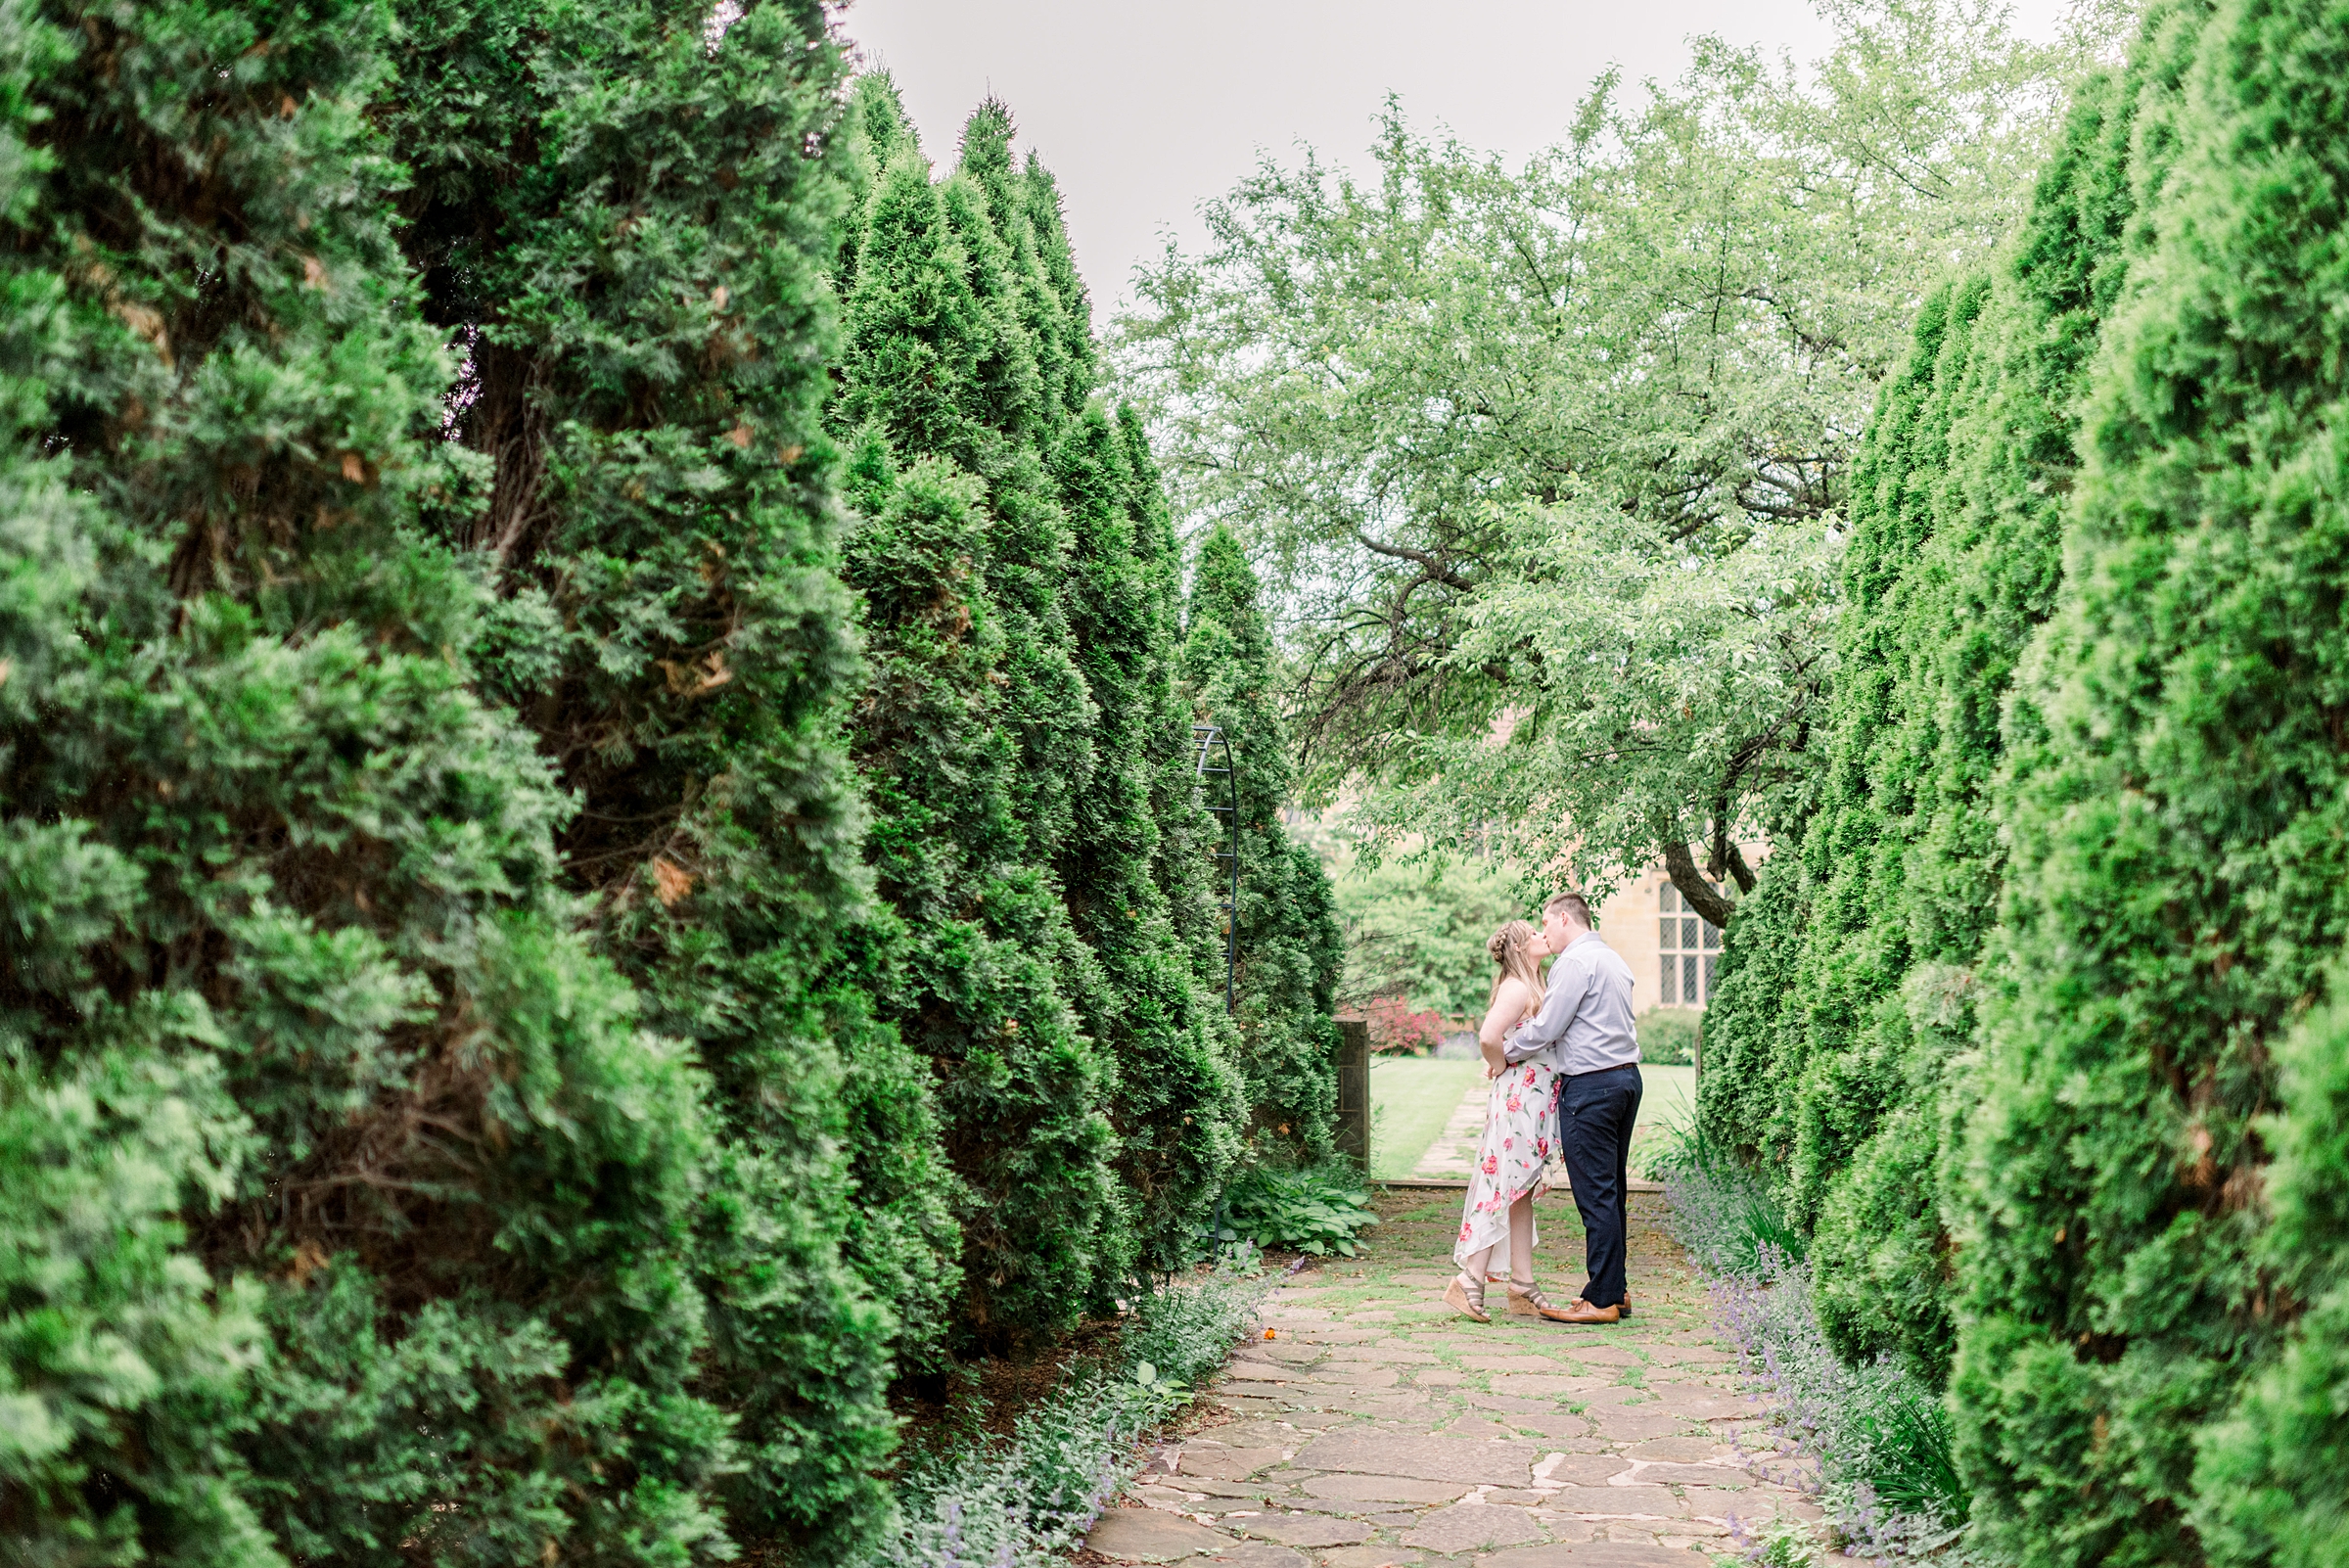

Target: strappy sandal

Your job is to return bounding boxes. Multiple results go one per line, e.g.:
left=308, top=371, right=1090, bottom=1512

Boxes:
left=1444, top=1274, right=1491, bottom=1323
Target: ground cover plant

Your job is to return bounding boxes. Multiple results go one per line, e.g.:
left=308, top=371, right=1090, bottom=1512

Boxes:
left=849, top=1272, right=1266, bottom=1568
left=1215, top=1159, right=1380, bottom=1258
left=1655, top=1127, right=1973, bottom=1561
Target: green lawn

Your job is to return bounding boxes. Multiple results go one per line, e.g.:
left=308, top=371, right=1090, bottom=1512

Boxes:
left=1367, top=1057, right=1698, bottom=1180
left=1636, top=1064, right=1694, bottom=1136
left=1368, top=1057, right=1484, bottom=1178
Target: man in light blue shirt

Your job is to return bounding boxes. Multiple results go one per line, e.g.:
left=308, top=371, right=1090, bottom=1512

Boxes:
left=1504, top=890, right=1641, bottom=1323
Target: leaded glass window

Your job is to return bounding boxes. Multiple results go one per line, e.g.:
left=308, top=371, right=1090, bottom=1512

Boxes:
left=1658, top=880, right=1726, bottom=1005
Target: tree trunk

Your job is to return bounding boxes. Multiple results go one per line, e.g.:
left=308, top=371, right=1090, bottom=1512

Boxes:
left=1662, top=836, right=1737, bottom=928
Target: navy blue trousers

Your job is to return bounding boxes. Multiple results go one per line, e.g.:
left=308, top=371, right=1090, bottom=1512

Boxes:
left=1555, top=1064, right=1643, bottom=1307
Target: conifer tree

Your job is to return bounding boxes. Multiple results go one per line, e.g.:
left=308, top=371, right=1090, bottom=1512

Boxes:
left=380, top=0, right=918, bottom=1548
left=2191, top=987, right=2349, bottom=1568
left=1701, top=10, right=2170, bottom=1382
left=1122, top=407, right=1239, bottom=995
left=1182, top=527, right=1345, bottom=1155
left=834, top=81, right=1124, bottom=1339
left=1951, top=0, right=2349, bottom=1555
left=0, top=1, right=735, bottom=1560
left=1055, top=403, right=1247, bottom=1266
left=986, top=116, right=1248, bottom=1268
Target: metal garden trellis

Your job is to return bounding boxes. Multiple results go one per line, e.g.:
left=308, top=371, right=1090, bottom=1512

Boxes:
left=1191, top=721, right=1238, bottom=1012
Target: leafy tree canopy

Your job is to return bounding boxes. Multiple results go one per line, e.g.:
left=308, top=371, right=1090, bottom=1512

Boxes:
left=1118, top=0, right=2121, bottom=915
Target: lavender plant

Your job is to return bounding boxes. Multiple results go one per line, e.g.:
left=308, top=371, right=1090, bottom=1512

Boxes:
left=1658, top=1126, right=1985, bottom=1562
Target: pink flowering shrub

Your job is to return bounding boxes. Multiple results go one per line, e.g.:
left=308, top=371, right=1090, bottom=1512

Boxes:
left=1363, top=993, right=1448, bottom=1052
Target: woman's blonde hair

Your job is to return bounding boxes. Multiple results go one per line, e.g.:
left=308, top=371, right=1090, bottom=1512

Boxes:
left=1487, top=919, right=1545, bottom=1014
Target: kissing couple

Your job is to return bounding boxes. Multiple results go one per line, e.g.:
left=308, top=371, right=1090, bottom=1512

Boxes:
left=1444, top=891, right=1643, bottom=1326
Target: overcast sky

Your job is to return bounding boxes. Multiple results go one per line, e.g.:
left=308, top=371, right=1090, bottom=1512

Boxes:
left=834, top=0, right=2071, bottom=319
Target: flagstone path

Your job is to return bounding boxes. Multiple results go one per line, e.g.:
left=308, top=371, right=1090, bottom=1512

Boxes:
left=1083, top=1187, right=1826, bottom=1568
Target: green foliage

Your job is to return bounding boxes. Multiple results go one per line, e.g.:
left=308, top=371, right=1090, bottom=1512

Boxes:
left=1330, top=843, right=1529, bottom=1017
left=1635, top=1008, right=1701, bottom=1067
left=0, top=0, right=744, bottom=1558
left=1217, top=1162, right=1378, bottom=1259
left=1121, top=0, right=2104, bottom=887
left=1663, top=1137, right=1965, bottom=1551
left=832, top=77, right=1271, bottom=1341
left=1707, top=0, right=2349, bottom=1562
left=1183, top=527, right=1345, bottom=1154
left=1695, top=844, right=1815, bottom=1176
left=2191, top=981, right=2349, bottom=1568
left=1056, top=398, right=1246, bottom=1278
left=0, top=1049, right=272, bottom=1566
left=384, top=0, right=911, bottom=1546
left=0, top=14, right=1298, bottom=1565
left=1851, top=1382, right=1968, bottom=1527
left=1650, top=1124, right=1809, bottom=1280
left=1949, top=0, right=2349, bottom=1555
left=847, top=1274, right=1264, bottom=1568
left=1700, top=9, right=2163, bottom=1391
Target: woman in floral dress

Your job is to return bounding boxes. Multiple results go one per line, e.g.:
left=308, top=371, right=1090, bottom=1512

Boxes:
left=1444, top=920, right=1563, bottom=1322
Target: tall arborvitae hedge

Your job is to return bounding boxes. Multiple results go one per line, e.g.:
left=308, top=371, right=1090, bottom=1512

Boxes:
left=0, top=13, right=1347, bottom=1560
left=830, top=78, right=1293, bottom=1333
left=834, top=89, right=1125, bottom=1341
left=1706, top=0, right=2349, bottom=1561
left=382, top=0, right=915, bottom=1548
left=1183, top=526, right=1346, bottom=1157
left=1703, top=7, right=2177, bottom=1382
left=1957, top=0, right=2349, bottom=1555
left=0, top=1, right=734, bottom=1560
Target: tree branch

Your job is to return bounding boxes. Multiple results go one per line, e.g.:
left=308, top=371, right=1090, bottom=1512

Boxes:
left=1661, top=833, right=1737, bottom=928
left=1354, top=530, right=1478, bottom=594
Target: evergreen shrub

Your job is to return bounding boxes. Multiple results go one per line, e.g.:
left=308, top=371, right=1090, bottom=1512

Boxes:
left=1704, top=1, right=2349, bottom=1561
left=0, top=0, right=741, bottom=1558
left=1702, top=1, right=2181, bottom=1388
left=384, top=0, right=916, bottom=1544
left=1183, top=526, right=1346, bottom=1155
left=1952, top=0, right=2349, bottom=1556
left=1635, top=1008, right=1700, bottom=1067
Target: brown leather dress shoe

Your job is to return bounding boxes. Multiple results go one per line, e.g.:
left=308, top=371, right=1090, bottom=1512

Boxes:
left=1545, top=1296, right=1621, bottom=1324
left=1618, top=1293, right=1634, bottom=1320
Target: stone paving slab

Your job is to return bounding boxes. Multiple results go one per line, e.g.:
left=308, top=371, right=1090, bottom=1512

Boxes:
left=1240, top=1514, right=1376, bottom=1546
left=1293, top=1434, right=1543, bottom=1484
left=1302, top=1474, right=1476, bottom=1504
left=1175, top=1445, right=1284, bottom=1479
left=1399, top=1501, right=1545, bottom=1552
left=1085, top=1506, right=1235, bottom=1560
left=1477, top=1545, right=1706, bottom=1567
left=1086, top=1187, right=1814, bottom=1567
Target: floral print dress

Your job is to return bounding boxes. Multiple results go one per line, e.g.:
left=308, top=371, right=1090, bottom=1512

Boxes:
left=1453, top=1045, right=1560, bottom=1269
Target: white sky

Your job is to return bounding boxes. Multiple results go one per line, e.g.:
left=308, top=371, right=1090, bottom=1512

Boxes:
left=835, top=0, right=2073, bottom=318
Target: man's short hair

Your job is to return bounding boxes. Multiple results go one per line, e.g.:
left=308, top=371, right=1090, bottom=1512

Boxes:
left=1543, top=891, right=1592, bottom=929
